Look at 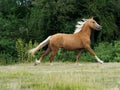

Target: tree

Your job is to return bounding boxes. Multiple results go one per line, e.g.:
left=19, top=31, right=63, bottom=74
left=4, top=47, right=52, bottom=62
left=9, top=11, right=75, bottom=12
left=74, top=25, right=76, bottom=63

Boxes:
left=0, top=0, right=120, bottom=64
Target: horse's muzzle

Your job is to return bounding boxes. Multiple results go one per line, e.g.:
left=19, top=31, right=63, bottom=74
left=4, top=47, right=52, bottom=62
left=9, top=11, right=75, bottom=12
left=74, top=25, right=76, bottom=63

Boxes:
left=97, top=26, right=102, bottom=31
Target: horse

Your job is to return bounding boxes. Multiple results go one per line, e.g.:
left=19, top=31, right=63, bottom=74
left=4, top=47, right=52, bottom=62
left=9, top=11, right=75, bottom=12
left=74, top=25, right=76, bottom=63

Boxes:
left=28, top=17, right=104, bottom=65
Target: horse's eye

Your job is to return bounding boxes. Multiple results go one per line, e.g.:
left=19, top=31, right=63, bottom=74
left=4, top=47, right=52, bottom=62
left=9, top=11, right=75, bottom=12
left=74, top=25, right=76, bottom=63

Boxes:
left=92, top=21, right=95, bottom=23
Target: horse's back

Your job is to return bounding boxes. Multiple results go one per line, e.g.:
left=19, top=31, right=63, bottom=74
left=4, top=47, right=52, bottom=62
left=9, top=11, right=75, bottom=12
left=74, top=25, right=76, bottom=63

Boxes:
left=49, top=33, right=65, bottom=48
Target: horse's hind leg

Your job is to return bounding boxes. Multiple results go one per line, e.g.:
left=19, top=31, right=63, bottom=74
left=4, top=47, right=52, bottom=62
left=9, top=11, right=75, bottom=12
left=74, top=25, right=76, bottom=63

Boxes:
left=76, top=49, right=82, bottom=65
left=49, top=49, right=58, bottom=65
left=40, top=47, right=50, bottom=61
left=35, top=47, right=50, bottom=65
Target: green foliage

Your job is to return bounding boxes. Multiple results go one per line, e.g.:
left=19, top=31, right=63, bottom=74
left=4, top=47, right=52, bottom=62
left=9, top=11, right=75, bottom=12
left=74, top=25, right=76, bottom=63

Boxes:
left=0, top=0, right=120, bottom=64
left=28, top=0, right=120, bottom=42
left=53, top=41, right=120, bottom=63
left=0, top=52, right=15, bottom=65
left=114, top=41, right=120, bottom=62
left=16, top=38, right=38, bottom=63
left=94, top=42, right=114, bottom=62
left=82, top=41, right=120, bottom=62
left=0, top=39, right=120, bottom=65
left=55, top=49, right=75, bottom=62
left=16, top=39, right=24, bottom=62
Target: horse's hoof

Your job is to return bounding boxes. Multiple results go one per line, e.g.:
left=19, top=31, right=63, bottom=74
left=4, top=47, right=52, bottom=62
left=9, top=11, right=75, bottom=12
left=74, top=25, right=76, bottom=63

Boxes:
left=34, top=63, right=38, bottom=66
left=75, top=63, right=82, bottom=66
left=34, top=59, right=40, bottom=66
left=99, top=60, right=104, bottom=64
left=34, top=62, right=40, bottom=66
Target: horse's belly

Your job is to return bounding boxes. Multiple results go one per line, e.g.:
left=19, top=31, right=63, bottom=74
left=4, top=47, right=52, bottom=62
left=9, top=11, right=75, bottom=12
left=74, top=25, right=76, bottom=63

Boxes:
left=63, top=44, right=82, bottom=50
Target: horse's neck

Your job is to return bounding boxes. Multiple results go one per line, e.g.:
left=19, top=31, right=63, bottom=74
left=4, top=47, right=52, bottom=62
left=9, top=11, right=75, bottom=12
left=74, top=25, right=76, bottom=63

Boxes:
left=79, top=24, right=91, bottom=38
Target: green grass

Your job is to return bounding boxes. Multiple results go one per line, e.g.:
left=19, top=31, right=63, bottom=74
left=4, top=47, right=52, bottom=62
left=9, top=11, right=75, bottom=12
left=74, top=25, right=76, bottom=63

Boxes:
left=0, top=62, right=120, bottom=90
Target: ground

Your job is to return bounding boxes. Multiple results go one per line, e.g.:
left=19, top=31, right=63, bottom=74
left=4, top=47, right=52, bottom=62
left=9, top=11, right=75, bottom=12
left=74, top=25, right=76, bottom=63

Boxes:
left=0, top=62, right=120, bottom=90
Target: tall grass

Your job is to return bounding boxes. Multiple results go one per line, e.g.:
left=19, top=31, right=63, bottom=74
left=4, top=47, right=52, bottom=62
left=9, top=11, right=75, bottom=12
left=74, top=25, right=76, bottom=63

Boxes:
left=0, top=63, right=120, bottom=90
left=16, top=38, right=38, bottom=63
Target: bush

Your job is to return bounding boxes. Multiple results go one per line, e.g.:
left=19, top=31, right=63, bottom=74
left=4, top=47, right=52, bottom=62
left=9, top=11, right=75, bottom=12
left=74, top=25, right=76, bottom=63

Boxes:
left=55, top=49, right=76, bottom=62
left=94, top=42, right=115, bottom=62
left=0, top=52, right=16, bottom=65
left=114, top=40, right=120, bottom=62
left=1, top=39, right=119, bottom=65
left=81, top=41, right=120, bottom=62
left=16, top=38, right=38, bottom=63
left=52, top=41, right=120, bottom=63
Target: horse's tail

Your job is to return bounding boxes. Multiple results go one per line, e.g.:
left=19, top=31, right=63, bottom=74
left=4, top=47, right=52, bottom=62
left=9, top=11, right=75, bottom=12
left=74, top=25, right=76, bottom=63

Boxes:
left=28, top=36, right=51, bottom=55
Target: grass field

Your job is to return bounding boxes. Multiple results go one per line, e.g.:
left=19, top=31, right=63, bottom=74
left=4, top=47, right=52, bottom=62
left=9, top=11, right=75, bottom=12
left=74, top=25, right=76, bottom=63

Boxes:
left=0, top=62, right=120, bottom=90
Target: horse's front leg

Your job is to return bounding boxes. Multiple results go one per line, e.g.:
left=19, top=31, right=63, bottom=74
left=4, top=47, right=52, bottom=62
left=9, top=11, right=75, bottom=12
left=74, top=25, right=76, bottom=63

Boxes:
left=76, top=49, right=82, bottom=65
left=85, top=46, right=104, bottom=64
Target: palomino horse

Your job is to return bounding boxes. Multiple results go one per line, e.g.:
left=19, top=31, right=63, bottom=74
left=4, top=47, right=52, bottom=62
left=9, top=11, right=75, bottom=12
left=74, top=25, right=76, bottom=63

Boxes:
left=28, top=17, right=103, bottom=65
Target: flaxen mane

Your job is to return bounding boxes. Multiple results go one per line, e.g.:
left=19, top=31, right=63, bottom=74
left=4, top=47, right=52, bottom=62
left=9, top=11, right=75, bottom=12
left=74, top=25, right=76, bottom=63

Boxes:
left=74, top=18, right=87, bottom=33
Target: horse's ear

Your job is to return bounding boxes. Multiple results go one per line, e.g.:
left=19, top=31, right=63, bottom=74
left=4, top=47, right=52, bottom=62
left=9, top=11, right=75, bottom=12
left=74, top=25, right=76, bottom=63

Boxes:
left=90, top=16, right=94, bottom=19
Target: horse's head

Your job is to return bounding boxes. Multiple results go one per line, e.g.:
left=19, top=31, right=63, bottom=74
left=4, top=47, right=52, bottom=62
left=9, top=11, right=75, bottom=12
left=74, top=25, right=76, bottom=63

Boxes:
left=86, top=17, right=102, bottom=31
